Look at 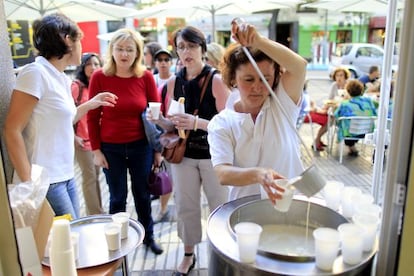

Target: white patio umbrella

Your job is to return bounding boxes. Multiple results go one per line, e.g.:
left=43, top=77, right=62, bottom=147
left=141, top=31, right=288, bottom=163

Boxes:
left=133, top=0, right=299, bottom=42
left=5, top=0, right=140, bottom=22
left=303, top=0, right=404, bottom=41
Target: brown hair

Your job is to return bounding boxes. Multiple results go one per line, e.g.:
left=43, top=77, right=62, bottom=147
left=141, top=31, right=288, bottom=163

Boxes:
left=346, top=79, right=364, bottom=97
left=332, top=67, right=351, bottom=81
left=219, top=43, right=281, bottom=90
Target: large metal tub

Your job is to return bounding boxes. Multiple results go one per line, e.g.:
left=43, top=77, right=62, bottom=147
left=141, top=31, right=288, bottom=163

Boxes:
left=207, top=195, right=377, bottom=275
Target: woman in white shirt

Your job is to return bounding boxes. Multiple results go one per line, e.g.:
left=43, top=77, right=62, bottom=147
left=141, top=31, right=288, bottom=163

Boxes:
left=4, top=13, right=117, bottom=219
left=208, top=20, right=307, bottom=202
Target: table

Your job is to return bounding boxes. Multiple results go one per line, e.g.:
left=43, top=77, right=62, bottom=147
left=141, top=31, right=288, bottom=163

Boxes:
left=42, top=215, right=144, bottom=276
left=42, top=258, right=123, bottom=276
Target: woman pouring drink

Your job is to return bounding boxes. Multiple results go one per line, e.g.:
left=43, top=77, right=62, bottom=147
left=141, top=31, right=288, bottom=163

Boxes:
left=207, top=19, right=307, bottom=203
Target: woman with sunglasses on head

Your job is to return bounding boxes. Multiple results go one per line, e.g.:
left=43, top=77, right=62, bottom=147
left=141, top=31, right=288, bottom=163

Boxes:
left=148, top=26, right=230, bottom=275
left=71, top=52, right=104, bottom=215
left=87, top=28, right=163, bottom=255
left=207, top=20, right=307, bottom=203
left=3, top=13, right=117, bottom=219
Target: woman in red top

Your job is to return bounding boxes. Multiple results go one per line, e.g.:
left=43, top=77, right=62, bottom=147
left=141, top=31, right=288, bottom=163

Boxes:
left=87, top=29, right=163, bottom=255
left=71, top=53, right=104, bottom=215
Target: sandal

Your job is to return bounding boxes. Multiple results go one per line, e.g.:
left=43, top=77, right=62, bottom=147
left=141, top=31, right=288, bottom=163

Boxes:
left=312, top=142, right=325, bottom=151
left=173, top=253, right=196, bottom=276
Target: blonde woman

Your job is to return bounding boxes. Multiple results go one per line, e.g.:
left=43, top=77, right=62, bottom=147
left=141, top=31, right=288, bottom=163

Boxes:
left=87, top=28, right=163, bottom=255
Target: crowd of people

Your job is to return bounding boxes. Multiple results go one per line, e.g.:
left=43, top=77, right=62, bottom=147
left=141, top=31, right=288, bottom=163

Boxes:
left=4, top=11, right=394, bottom=275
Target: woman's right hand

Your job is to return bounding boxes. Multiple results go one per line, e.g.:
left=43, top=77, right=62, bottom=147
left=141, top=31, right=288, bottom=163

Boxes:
left=93, top=150, right=108, bottom=169
left=231, top=18, right=261, bottom=48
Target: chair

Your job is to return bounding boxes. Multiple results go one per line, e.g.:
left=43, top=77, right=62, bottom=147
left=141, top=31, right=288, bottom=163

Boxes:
left=333, top=116, right=377, bottom=163
left=296, top=108, right=316, bottom=151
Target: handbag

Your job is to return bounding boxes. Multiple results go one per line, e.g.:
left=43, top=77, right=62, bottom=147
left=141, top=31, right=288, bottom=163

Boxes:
left=148, top=161, right=172, bottom=196
left=159, top=68, right=215, bottom=163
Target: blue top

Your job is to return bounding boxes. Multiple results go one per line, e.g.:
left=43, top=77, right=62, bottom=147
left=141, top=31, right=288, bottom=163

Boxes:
left=334, top=96, right=377, bottom=141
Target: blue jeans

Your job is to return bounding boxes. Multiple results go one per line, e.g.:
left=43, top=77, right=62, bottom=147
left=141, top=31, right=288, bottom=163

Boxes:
left=101, top=139, right=154, bottom=241
left=46, top=178, right=80, bottom=219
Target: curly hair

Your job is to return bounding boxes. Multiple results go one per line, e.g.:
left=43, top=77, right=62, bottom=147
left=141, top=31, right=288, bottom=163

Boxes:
left=32, top=13, right=82, bottom=60
left=345, top=79, right=364, bottom=97
left=219, top=43, right=281, bottom=90
left=332, top=67, right=351, bottom=81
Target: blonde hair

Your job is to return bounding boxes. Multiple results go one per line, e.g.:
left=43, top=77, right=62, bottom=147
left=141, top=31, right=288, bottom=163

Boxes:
left=103, top=28, right=146, bottom=77
left=205, top=42, right=225, bottom=68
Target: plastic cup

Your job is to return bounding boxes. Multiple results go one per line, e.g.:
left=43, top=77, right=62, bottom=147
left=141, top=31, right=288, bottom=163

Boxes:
left=341, top=187, right=362, bottom=218
left=104, top=223, right=121, bottom=251
left=273, top=179, right=295, bottom=212
left=70, top=232, right=80, bottom=260
left=352, top=214, right=380, bottom=252
left=323, top=180, right=344, bottom=211
left=313, top=227, right=340, bottom=271
left=354, top=202, right=382, bottom=219
left=234, top=222, right=263, bottom=263
left=338, top=223, right=364, bottom=265
left=112, top=212, right=130, bottom=239
left=149, top=102, right=162, bottom=119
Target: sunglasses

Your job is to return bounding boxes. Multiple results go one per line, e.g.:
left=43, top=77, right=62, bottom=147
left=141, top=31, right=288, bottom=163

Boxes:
left=156, top=58, right=171, bottom=62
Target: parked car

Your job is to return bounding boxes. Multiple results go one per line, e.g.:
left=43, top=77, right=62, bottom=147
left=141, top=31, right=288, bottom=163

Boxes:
left=329, top=43, right=399, bottom=79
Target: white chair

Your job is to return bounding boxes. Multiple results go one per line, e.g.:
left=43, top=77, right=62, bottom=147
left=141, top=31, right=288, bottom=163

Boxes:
left=296, top=108, right=316, bottom=151
left=334, top=116, right=377, bottom=163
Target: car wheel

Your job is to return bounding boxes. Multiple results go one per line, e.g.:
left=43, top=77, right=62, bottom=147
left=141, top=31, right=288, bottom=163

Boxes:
left=349, top=70, right=357, bottom=79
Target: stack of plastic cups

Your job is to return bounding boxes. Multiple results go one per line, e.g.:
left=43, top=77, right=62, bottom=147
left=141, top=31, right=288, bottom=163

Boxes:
left=49, top=219, right=77, bottom=276
left=341, top=187, right=362, bottom=218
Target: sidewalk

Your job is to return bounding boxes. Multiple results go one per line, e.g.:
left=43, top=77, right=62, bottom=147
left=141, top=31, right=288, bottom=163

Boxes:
left=75, top=74, right=376, bottom=275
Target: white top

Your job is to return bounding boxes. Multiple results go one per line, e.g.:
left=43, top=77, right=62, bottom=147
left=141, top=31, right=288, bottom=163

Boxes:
left=208, top=83, right=304, bottom=201
left=153, top=74, right=174, bottom=89
left=14, top=56, right=76, bottom=183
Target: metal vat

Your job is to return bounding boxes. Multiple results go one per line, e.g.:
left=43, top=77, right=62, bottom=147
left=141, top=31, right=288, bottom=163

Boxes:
left=207, top=195, right=377, bottom=275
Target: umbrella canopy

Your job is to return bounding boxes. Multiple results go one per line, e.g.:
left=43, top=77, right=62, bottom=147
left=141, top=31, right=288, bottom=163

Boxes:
left=5, top=0, right=140, bottom=22
left=304, top=0, right=403, bottom=13
left=133, top=0, right=299, bottom=42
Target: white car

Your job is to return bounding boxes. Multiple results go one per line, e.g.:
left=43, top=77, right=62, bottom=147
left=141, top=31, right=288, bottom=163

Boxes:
left=329, top=43, right=399, bottom=79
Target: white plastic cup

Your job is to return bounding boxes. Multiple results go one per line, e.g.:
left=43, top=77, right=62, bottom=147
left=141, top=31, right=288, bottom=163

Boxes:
left=104, top=223, right=121, bottom=251
left=149, top=102, right=162, bottom=119
left=338, top=223, right=364, bottom=265
left=112, top=212, right=130, bottom=239
left=313, top=227, right=340, bottom=271
left=354, top=202, right=382, bottom=219
left=234, top=222, right=263, bottom=263
left=273, top=179, right=295, bottom=212
left=70, top=232, right=80, bottom=260
left=352, top=214, right=380, bottom=252
left=323, top=180, right=344, bottom=211
left=341, top=187, right=362, bottom=218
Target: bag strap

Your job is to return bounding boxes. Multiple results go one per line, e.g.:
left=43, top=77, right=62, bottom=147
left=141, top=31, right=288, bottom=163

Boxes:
left=194, top=68, right=215, bottom=116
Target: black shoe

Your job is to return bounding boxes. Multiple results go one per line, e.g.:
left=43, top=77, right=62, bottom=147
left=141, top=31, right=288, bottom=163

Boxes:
left=348, top=150, right=359, bottom=157
left=173, top=254, right=196, bottom=276
left=144, top=240, right=163, bottom=255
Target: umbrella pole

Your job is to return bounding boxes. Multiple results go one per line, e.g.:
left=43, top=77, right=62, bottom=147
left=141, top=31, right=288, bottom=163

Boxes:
left=211, top=11, right=216, bottom=42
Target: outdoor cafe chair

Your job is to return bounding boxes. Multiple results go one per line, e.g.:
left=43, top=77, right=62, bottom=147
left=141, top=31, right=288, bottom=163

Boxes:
left=332, top=116, right=377, bottom=163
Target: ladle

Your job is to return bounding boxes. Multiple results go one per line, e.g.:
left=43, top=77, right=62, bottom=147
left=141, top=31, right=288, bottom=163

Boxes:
left=231, top=18, right=325, bottom=197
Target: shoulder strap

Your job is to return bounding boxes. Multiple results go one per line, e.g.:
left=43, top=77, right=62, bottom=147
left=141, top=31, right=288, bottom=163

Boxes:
left=194, top=68, right=215, bottom=115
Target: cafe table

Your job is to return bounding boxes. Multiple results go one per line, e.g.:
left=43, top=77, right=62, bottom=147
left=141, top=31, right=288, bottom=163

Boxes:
left=42, top=215, right=144, bottom=276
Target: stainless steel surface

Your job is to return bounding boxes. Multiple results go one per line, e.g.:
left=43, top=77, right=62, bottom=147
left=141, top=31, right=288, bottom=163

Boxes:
left=207, top=195, right=377, bottom=275
left=42, top=215, right=144, bottom=269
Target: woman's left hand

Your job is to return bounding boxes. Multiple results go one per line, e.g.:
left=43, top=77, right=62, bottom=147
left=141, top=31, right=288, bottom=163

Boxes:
left=171, top=113, right=197, bottom=131
left=89, top=92, right=118, bottom=109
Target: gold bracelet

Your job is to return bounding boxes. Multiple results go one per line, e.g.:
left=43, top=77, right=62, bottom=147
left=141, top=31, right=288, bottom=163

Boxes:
left=193, top=115, right=199, bottom=131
